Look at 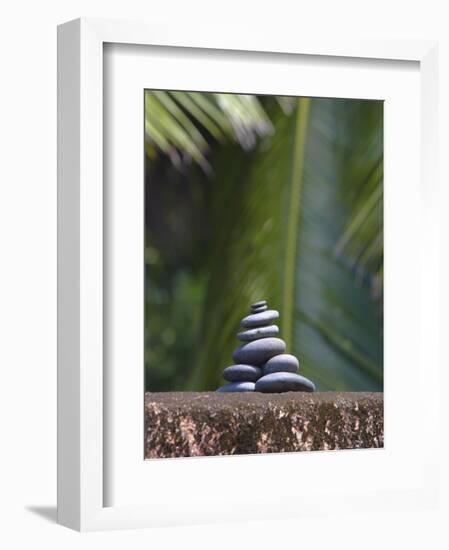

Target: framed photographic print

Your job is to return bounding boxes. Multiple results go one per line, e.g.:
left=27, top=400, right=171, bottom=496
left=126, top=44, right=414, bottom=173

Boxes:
left=142, top=89, right=384, bottom=459
left=57, top=18, right=440, bottom=531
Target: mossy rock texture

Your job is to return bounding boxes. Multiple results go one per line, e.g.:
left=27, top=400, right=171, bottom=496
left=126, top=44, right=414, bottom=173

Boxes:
left=145, top=392, right=383, bottom=458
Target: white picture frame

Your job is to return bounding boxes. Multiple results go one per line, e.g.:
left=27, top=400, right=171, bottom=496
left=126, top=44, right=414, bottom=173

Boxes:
left=57, top=17, right=439, bottom=531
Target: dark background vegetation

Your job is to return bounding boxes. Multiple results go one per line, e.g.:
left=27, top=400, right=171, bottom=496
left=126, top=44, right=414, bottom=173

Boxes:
left=144, top=92, right=383, bottom=392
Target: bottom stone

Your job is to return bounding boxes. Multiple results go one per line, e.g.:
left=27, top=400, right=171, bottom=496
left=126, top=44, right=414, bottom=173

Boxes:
left=216, top=381, right=255, bottom=392
left=255, top=372, right=316, bottom=393
left=145, top=391, right=384, bottom=458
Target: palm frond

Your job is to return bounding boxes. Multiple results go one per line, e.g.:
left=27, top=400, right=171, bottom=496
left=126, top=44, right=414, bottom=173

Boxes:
left=292, top=98, right=383, bottom=390
left=335, top=101, right=384, bottom=281
left=144, top=91, right=273, bottom=169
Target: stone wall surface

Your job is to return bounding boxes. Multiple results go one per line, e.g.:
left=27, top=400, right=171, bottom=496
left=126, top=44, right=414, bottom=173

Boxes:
left=145, top=391, right=383, bottom=459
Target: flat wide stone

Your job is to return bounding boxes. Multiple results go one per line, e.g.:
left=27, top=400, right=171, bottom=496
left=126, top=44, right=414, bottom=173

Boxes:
left=145, top=392, right=384, bottom=458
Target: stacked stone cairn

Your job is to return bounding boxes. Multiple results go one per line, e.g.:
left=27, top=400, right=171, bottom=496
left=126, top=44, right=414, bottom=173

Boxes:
left=217, top=300, right=316, bottom=393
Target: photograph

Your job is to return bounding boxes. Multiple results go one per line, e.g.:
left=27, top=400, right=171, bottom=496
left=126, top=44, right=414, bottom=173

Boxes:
left=144, top=90, right=384, bottom=458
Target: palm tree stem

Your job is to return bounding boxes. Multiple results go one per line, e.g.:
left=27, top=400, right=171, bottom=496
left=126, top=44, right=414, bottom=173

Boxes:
left=282, top=98, right=311, bottom=350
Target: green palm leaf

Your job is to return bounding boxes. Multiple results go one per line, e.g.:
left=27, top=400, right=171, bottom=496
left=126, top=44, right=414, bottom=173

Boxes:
left=293, top=99, right=383, bottom=390
left=144, top=91, right=273, bottom=169
left=335, top=101, right=384, bottom=284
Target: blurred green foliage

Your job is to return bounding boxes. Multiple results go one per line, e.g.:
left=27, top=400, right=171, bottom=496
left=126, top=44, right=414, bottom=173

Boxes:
left=144, top=91, right=383, bottom=392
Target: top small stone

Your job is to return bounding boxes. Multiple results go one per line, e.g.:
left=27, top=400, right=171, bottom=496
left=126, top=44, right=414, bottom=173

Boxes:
left=251, top=300, right=267, bottom=309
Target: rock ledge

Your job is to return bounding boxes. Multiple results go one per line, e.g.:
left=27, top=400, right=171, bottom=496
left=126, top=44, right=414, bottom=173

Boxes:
left=145, top=391, right=383, bottom=458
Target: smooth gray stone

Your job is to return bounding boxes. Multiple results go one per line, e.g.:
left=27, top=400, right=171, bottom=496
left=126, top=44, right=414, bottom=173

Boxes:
left=263, top=353, right=299, bottom=375
left=237, top=325, right=279, bottom=342
left=251, top=304, right=268, bottom=313
left=241, top=309, right=279, bottom=328
left=216, top=381, right=255, bottom=392
left=223, top=364, right=262, bottom=382
left=255, top=372, right=316, bottom=393
left=233, top=337, right=286, bottom=366
left=251, top=300, right=267, bottom=309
